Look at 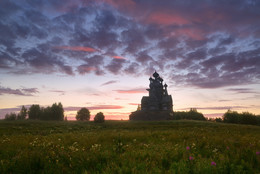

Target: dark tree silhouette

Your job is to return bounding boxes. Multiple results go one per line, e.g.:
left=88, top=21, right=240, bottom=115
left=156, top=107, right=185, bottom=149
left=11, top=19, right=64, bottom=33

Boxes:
left=17, top=105, right=27, bottom=120
left=173, top=109, right=206, bottom=121
left=50, top=102, right=64, bottom=121
left=94, top=112, right=105, bottom=123
left=76, top=108, right=90, bottom=121
left=4, top=113, right=17, bottom=121
left=223, top=110, right=258, bottom=125
left=28, top=105, right=41, bottom=119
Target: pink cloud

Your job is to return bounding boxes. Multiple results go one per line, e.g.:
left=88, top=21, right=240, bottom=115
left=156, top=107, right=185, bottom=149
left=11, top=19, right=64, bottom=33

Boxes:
left=102, top=0, right=136, bottom=11
left=175, top=28, right=205, bottom=40
left=112, top=56, right=126, bottom=60
left=146, top=11, right=190, bottom=26
left=129, top=103, right=139, bottom=105
left=114, top=88, right=147, bottom=94
left=88, top=105, right=124, bottom=110
left=77, top=66, right=97, bottom=74
left=54, top=46, right=98, bottom=52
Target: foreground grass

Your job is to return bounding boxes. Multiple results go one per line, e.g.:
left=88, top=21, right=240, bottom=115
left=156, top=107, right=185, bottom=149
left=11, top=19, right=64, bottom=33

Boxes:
left=0, top=120, right=259, bottom=173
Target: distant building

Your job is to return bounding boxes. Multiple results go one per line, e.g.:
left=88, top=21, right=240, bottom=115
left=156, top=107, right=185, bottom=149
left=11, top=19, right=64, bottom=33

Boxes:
left=141, top=71, right=173, bottom=111
left=129, top=71, right=173, bottom=120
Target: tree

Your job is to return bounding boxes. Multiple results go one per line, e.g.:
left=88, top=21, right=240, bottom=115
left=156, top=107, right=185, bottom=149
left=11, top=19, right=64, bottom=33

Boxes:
left=28, top=105, right=41, bottom=119
left=5, top=113, right=17, bottom=121
left=76, top=108, right=90, bottom=121
left=223, top=110, right=239, bottom=123
left=50, top=102, right=64, bottom=121
left=94, top=112, right=105, bottom=123
left=17, top=105, right=27, bottom=120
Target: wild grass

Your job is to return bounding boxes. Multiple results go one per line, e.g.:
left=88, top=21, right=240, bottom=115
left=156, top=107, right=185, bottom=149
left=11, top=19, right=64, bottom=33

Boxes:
left=0, top=120, right=259, bottom=173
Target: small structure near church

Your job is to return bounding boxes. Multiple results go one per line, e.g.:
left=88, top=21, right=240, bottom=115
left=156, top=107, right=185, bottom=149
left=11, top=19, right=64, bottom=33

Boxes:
left=129, top=71, right=173, bottom=120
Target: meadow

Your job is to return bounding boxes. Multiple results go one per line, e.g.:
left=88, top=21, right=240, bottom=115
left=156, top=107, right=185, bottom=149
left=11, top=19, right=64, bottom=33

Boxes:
left=0, top=120, right=259, bottom=173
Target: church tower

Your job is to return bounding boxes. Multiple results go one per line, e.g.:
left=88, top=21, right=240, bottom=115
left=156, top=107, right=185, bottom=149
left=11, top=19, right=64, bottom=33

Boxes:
left=141, top=71, right=173, bottom=111
left=129, top=71, right=173, bottom=120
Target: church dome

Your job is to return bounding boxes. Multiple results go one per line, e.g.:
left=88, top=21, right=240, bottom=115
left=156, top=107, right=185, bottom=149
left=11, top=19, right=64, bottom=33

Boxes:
left=153, top=71, right=159, bottom=78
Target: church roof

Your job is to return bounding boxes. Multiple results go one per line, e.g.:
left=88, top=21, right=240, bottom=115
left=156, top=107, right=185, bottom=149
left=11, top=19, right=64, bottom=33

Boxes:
left=153, top=71, right=159, bottom=78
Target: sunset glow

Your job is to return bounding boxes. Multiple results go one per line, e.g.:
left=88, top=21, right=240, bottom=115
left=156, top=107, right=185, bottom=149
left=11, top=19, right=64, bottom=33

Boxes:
left=0, top=0, right=259, bottom=120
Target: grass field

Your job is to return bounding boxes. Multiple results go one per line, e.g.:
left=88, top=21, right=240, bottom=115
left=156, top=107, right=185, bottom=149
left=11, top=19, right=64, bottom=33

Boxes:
left=0, top=120, right=260, bottom=173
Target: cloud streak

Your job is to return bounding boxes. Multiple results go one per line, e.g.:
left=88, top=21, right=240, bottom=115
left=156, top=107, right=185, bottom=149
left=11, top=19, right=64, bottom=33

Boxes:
left=101, top=80, right=118, bottom=86
left=179, top=106, right=249, bottom=110
left=0, top=86, right=39, bottom=96
left=54, top=46, right=98, bottom=52
left=114, top=88, right=147, bottom=94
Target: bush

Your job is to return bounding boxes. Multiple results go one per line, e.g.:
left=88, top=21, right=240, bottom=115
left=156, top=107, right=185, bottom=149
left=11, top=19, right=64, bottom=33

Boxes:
left=94, top=112, right=105, bottom=123
left=223, top=110, right=258, bottom=125
left=76, top=108, right=90, bottom=121
left=215, top=118, right=222, bottom=122
left=173, top=109, right=206, bottom=121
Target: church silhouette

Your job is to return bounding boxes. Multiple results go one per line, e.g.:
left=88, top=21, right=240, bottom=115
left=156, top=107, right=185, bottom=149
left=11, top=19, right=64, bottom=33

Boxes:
left=130, top=71, right=173, bottom=120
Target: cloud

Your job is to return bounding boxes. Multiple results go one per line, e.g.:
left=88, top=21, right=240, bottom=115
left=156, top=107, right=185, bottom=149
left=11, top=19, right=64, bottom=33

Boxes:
left=101, top=80, right=118, bottom=86
left=105, top=59, right=126, bottom=74
left=77, top=55, right=105, bottom=75
left=179, top=106, right=249, bottom=110
left=112, top=56, right=126, bottom=60
left=145, top=11, right=190, bottom=26
left=0, top=86, right=38, bottom=96
left=128, top=103, right=139, bottom=105
left=54, top=46, right=98, bottom=52
left=114, top=88, right=147, bottom=94
left=226, top=88, right=259, bottom=94
left=0, top=0, right=260, bottom=88
left=49, top=90, right=66, bottom=95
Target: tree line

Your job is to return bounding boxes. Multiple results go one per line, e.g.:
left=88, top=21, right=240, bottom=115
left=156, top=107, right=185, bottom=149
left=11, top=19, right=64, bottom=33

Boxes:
left=4, top=103, right=105, bottom=123
left=213, top=110, right=260, bottom=126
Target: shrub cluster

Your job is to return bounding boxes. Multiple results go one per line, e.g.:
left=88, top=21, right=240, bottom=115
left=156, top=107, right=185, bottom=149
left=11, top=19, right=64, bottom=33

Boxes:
left=173, top=108, right=206, bottom=121
left=222, top=110, right=260, bottom=125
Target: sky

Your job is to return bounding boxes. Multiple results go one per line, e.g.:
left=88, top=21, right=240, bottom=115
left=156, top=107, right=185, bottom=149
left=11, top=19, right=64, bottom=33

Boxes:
left=0, top=0, right=260, bottom=120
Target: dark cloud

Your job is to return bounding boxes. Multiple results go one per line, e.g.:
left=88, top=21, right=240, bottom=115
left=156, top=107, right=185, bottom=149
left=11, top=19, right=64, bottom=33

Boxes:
left=121, top=27, right=147, bottom=54
left=0, top=86, right=39, bottom=96
left=0, top=0, right=259, bottom=88
left=21, top=88, right=39, bottom=94
left=124, top=62, right=140, bottom=75
left=101, top=80, right=118, bottom=86
left=226, top=88, right=259, bottom=94
left=49, top=90, right=66, bottom=95
left=105, top=59, right=126, bottom=75
left=77, top=55, right=105, bottom=75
